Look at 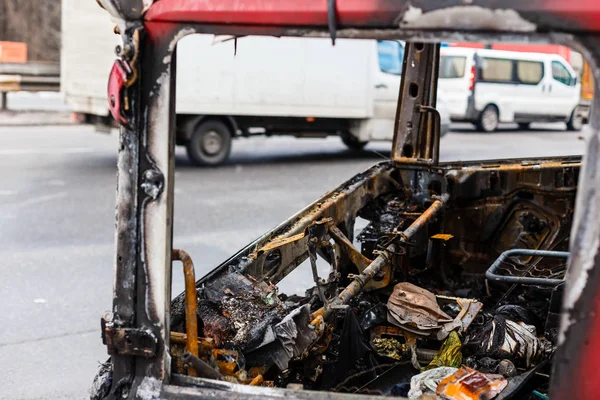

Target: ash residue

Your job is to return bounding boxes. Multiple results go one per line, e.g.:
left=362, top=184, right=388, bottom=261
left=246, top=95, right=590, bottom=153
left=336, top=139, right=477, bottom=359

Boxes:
left=191, top=272, right=288, bottom=351
left=221, top=295, right=284, bottom=350
left=358, top=195, right=409, bottom=244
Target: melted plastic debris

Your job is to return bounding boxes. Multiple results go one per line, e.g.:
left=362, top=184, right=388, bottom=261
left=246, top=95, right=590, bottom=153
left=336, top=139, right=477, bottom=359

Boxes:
left=437, top=366, right=508, bottom=400
left=387, top=282, right=459, bottom=339
left=464, top=313, right=553, bottom=368
left=408, top=366, right=457, bottom=399
left=422, top=331, right=463, bottom=371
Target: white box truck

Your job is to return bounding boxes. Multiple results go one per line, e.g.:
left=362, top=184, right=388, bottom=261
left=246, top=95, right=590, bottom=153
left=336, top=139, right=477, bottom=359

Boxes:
left=61, top=1, right=449, bottom=165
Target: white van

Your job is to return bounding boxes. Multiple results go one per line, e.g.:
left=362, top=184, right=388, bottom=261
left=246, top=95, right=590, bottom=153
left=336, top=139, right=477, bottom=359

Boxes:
left=62, top=0, right=452, bottom=165
left=438, top=47, right=582, bottom=132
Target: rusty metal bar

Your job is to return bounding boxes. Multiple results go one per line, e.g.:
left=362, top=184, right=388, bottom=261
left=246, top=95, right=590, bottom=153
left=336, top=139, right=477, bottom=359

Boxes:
left=420, top=105, right=441, bottom=165
left=172, top=249, right=199, bottom=376
left=308, top=243, right=328, bottom=304
left=170, top=332, right=215, bottom=357
left=402, top=195, right=448, bottom=238
left=329, top=225, right=372, bottom=271
left=313, top=194, right=449, bottom=320
left=391, top=42, right=441, bottom=164
left=182, top=352, right=223, bottom=380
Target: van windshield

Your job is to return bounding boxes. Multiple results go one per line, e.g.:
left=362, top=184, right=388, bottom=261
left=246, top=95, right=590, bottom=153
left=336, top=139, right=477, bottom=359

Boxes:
left=377, top=40, right=404, bottom=75
left=440, top=55, right=467, bottom=78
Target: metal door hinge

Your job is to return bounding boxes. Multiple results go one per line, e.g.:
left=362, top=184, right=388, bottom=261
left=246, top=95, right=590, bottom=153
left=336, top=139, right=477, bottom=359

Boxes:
left=101, top=312, right=157, bottom=358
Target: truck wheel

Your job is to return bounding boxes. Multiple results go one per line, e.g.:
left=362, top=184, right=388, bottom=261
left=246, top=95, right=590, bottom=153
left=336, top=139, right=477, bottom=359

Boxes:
left=567, top=109, right=584, bottom=131
left=341, top=133, right=368, bottom=150
left=476, top=105, right=499, bottom=133
left=186, top=120, right=232, bottom=166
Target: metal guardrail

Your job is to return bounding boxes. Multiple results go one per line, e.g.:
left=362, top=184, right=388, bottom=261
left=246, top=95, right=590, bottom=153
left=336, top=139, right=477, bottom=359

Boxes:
left=0, top=62, right=60, bottom=110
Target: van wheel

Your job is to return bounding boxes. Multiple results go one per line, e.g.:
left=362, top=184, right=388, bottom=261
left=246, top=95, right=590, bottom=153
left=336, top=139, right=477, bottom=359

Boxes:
left=341, top=133, right=368, bottom=150
left=567, top=109, right=584, bottom=131
left=518, top=122, right=531, bottom=130
left=476, top=105, right=499, bottom=132
left=186, top=120, right=232, bottom=166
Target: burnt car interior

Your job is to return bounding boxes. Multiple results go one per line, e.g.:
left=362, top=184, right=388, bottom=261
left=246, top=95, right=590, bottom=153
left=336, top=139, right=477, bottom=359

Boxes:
left=164, top=154, right=578, bottom=398
left=93, top=2, right=600, bottom=399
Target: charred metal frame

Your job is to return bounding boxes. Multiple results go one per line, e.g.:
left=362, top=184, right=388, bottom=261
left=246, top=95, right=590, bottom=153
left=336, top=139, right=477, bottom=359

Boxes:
left=96, top=1, right=600, bottom=399
left=391, top=42, right=440, bottom=164
left=312, top=193, right=449, bottom=321
left=486, top=249, right=569, bottom=287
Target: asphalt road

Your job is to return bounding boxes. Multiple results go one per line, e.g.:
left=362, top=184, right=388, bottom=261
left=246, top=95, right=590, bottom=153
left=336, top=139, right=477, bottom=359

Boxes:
left=0, top=122, right=586, bottom=399
left=3, top=92, right=71, bottom=112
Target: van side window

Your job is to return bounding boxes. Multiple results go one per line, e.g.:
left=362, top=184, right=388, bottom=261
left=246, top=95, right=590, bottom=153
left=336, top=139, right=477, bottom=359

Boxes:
left=516, top=60, right=544, bottom=84
left=377, top=41, right=404, bottom=75
left=480, top=58, right=513, bottom=83
left=439, top=56, right=466, bottom=78
left=552, top=61, right=573, bottom=86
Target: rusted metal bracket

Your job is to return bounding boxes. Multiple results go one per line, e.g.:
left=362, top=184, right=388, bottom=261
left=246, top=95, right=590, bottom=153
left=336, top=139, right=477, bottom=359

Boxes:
left=249, top=232, right=310, bottom=282
left=391, top=42, right=441, bottom=165
left=329, top=226, right=371, bottom=271
left=102, top=312, right=158, bottom=358
left=329, top=225, right=391, bottom=290
left=307, top=218, right=335, bottom=304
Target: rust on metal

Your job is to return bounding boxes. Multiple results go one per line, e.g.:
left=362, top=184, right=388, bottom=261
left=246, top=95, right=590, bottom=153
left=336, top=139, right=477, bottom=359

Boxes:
left=313, top=194, right=449, bottom=320
left=391, top=42, right=440, bottom=165
left=172, top=249, right=199, bottom=376
left=169, top=332, right=215, bottom=358
left=329, top=225, right=372, bottom=272
left=249, top=375, right=264, bottom=386
left=212, top=349, right=240, bottom=376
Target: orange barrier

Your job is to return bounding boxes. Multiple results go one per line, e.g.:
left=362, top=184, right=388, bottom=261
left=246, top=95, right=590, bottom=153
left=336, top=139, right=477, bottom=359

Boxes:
left=0, top=42, right=27, bottom=63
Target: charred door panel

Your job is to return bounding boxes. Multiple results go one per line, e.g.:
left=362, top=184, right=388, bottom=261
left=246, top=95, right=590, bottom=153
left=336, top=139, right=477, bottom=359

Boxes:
left=442, top=159, right=579, bottom=274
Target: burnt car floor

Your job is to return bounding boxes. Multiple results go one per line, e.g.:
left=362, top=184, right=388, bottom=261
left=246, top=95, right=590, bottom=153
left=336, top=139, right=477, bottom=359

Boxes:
left=160, top=156, right=577, bottom=398
left=96, top=153, right=579, bottom=399
left=88, top=1, right=600, bottom=397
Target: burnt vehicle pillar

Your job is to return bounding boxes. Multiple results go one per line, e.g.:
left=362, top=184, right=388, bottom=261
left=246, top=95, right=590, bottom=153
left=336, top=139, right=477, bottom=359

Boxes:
left=100, top=22, right=179, bottom=398
left=552, top=36, right=600, bottom=399
left=391, top=42, right=441, bottom=165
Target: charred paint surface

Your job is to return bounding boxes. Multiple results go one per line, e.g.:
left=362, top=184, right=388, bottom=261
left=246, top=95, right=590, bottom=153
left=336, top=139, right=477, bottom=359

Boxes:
left=143, top=0, right=600, bottom=33
left=550, top=35, right=600, bottom=400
